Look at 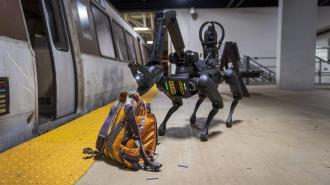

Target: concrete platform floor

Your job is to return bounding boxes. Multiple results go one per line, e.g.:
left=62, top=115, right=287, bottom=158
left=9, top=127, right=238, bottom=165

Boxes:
left=77, top=85, right=330, bottom=185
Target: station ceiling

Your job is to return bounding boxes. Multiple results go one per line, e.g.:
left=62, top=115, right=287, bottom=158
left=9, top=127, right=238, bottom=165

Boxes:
left=109, top=0, right=330, bottom=11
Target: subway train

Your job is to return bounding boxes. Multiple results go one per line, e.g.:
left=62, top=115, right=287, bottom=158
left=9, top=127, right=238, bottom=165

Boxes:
left=0, top=0, right=149, bottom=151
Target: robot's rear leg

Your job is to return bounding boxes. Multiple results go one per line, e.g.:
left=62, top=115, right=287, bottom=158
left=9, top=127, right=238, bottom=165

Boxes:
left=190, top=94, right=206, bottom=129
left=158, top=98, right=183, bottom=136
left=198, top=74, right=224, bottom=141
left=226, top=95, right=240, bottom=128
left=224, top=69, right=243, bottom=128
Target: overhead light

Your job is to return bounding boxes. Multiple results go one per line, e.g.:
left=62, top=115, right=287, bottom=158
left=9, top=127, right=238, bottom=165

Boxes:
left=147, top=41, right=153, bottom=45
left=134, top=27, right=149, bottom=31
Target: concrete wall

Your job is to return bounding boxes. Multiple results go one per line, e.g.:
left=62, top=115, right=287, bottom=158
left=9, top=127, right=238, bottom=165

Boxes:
left=175, top=8, right=278, bottom=59
left=174, top=7, right=330, bottom=58
left=276, top=0, right=317, bottom=89
left=172, top=7, right=330, bottom=84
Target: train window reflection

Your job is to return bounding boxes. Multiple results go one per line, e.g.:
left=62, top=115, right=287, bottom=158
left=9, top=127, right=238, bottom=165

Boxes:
left=125, top=32, right=136, bottom=63
left=77, top=1, right=92, bottom=40
left=91, top=5, right=116, bottom=58
left=45, top=0, right=68, bottom=51
left=113, top=22, right=129, bottom=61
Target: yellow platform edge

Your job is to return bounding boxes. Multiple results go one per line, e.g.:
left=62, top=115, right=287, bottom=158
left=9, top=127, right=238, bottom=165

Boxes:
left=0, top=86, right=158, bottom=185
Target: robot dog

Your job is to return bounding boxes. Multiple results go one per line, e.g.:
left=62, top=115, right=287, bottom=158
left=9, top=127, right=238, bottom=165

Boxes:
left=129, top=10, right=249, bottom=141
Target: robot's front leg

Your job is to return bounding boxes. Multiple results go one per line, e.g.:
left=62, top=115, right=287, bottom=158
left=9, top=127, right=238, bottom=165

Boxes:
left=224, top=69, right=243, bottom=128
left=158, top=98, right=183, bottom=136
left=190, top=94, right=206, bottom=129
left=198, top=74, right=224, bottom=141
left=200, top=102, right=222, bottom=141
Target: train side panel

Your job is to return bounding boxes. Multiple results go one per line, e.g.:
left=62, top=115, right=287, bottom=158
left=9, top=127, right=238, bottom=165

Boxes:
left=0, top=0, right=145, bottom=151
left=81, top=54, right=137, bottom=112
left=67, top=0, right=139, bottom=112
left=0, top=37, right=37, bottom=151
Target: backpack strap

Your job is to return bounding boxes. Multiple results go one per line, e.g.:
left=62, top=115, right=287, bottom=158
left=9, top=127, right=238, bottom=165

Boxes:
left=96, top=100, right=124, bottom=152
left=82, top=147, right=99, bottom=159
left=125, top=97, right=162, bottom=172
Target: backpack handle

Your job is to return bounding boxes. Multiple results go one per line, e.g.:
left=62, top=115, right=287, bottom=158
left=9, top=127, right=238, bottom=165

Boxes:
left=137, top=101, right=148, bottom=117
left=125, top=97, right=162, bottom=172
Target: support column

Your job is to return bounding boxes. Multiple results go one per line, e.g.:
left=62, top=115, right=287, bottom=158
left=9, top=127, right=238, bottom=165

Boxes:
left=276, top=0, right=317, bottom=89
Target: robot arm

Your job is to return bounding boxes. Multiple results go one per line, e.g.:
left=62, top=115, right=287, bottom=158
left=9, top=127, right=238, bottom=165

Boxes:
left=149, top=10, right=185, bottom=65
left=129, top=10, right=186, bottom=94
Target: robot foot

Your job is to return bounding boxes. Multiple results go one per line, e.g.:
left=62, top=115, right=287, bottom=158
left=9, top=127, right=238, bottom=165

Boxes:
left=226, top=118, right=233, bottom=128
left=200, top=131, right=208, bottom=142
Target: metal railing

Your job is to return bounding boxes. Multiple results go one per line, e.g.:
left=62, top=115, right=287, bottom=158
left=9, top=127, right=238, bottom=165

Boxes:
left=240, top=54, right=330, bottom=85
left=240, top=56, right=276, bottom=85
left=315, top=56, right=330, bottom=84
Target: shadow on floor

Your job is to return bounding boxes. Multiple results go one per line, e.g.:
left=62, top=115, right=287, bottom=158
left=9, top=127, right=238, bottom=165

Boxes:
left=163, top=118, right=242, bottom=140
left=93, top=156, right=146, bottom=172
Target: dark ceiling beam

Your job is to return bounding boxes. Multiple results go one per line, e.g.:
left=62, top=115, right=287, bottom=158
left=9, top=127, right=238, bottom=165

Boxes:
left=109, top=0, right=330, bottom=11
left=317, top=26, right=330, bottom=36
left=235, top=0, right=245, bottom=7
left=110, top=0, right=231, bottom=11
left=227, top=0, right=236, bottom=8
left=320, top=0, right=330, bottom=5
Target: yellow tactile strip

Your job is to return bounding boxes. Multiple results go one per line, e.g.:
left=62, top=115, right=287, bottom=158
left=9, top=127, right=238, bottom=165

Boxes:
left=0, top=87, right=158, bottom=185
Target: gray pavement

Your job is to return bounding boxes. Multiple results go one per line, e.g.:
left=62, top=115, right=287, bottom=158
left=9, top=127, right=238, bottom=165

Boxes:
left=77, top=85, right=330, bottom=185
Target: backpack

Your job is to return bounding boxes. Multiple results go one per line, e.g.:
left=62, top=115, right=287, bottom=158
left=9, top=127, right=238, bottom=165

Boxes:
left=83, top=90, right=162, bottom=171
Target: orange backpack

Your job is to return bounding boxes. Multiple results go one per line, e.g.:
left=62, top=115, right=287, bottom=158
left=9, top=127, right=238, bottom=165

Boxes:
left=84, top=91, right=162, bottom=171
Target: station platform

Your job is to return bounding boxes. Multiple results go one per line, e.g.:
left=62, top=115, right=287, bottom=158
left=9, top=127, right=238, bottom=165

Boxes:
left=1, top=85, right=330, bottom=185
left=0, top=87, right=158, bottom=185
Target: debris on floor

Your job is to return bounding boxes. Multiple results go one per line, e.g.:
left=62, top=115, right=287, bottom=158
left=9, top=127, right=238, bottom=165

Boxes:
left=177, top=164, right=189, bottom=168
left=146, top=177, right=159, bottom=180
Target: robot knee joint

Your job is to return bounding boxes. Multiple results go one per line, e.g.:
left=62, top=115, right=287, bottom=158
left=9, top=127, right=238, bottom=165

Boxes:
left=224, top=68, right=237, bottom=81
left=212, top=102, right=223, bottom=109
left=173, top=101, right=183, bottom=107
left=198, top=74, right=212, bottom=89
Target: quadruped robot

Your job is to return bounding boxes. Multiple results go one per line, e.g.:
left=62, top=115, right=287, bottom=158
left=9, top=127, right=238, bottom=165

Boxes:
left=129, top=10, right=249, bottom=141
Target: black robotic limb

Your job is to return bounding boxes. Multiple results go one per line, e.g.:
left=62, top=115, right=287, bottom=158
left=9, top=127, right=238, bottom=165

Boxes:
left=190, top=94, right=206, bottom=129
left=226, top=95, right=240, bottom=128
left=158, top=96, right=183, bottom=136
left=198, top=74, right=224, bottom=141
left=224, top=68, right=243, bottom=128
left=220, top=42, right=250, bottom=97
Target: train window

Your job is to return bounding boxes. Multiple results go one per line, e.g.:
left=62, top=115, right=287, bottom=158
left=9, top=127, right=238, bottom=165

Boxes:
left=21, top=0, right=48, bottom=49
left=77, top=1, right=93, bottom=40
left=125, top=32, right=137, bottom=63
left=0, top=0, right=27, bottom=41
left=74, top=0, right=99, bottom=56
left=113, top=22, right=129, bottom=61
left=91, top=5, right=116, bottom=58
left=44, top=0, right=68, bottom=51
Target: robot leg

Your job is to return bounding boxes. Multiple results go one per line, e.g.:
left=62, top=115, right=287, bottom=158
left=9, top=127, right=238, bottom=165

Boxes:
left=198, top=74, right=224, bottom=141
left=190, top=94, right=206, bottom=129
left=224, top=69, right=242, bottom=128
left=158, top=97, right=183, bottom=136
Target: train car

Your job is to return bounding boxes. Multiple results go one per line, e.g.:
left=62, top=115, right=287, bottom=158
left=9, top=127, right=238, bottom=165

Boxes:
left=0, top=0, right=150, bottom=152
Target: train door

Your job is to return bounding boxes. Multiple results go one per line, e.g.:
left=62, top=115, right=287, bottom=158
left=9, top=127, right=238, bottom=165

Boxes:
left=21, top=0, right=76, bottom=122
left=40, top=0, right=76, bottom=118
